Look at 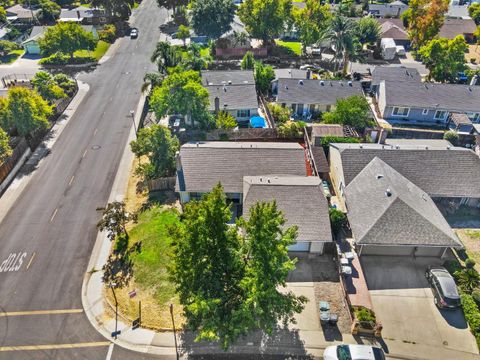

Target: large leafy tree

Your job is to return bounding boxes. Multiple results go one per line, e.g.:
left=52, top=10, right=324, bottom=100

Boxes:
left=0, top=40, right=20, bottom=57
left=169, top=184, right=245, bottom=348
left=169, top=184, right=306, bottom=349
left=294, top=0, right=332, bottom=51
left=151, top=41, right=181, bottom=74
left=238, top=0, right=292, bottom=44
left=240, top=51, right=255, bottom=70
left=321, top=16, right=358, bottom=76
left=130, top=124, right=179, bottom=180
left=469, top=3, right=480, bottom=25
left=322, top=95, right=372, bottom=130
left=38, top=22, right=96, bottom=59
left=149, top=70, right=213, bottom=129
left=31, top=71, right=66, bottom=102
left=97, top=201, right=137, bottom=241
left=157, top=0, right=189, bottom=13
left=92, top=0, right=134, bottom=19
left=356, top=17, right=380, bottom=46
left=191, top=0, right=235, bottom=39
left=240, top=201, right=307, bottom=334
left=418, top=36, right=467, bottom=83
left=40, top=0, right=61, bottom=22
left=0, top=127, right=12, bottom=164
left=403, top=0, right=449, bottom=49
left=0, top=87, right=53, bottom=137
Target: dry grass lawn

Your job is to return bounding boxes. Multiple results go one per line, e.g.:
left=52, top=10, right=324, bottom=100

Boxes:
left=467, top=45, right=480, bottom=65
left=456, top=229, right=480, bottom=271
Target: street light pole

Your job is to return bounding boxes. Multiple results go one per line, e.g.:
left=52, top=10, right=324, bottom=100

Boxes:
left=110, top=283, right=119, bottom=339
left=130, top=110, right=137, bottom=138
left=170, top=303, right=179, bottom=360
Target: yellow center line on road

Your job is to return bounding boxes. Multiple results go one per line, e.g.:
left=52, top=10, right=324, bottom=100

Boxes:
left=0, top=309, right=84, bottom=317
left=0, top=341, right=111, bottom=352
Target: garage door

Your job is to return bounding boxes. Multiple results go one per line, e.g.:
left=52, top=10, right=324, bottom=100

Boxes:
left=288, top=241, right=311, bottom=252
left=361, top=246, right=446, bottom=257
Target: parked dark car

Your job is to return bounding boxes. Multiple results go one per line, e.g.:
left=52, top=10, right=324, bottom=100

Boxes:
left=426, top=266, right=461, bottom=309
left=130, top=28, right=138, bottom=39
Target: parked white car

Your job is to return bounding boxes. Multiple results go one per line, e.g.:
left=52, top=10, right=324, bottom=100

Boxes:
left=323, top=345, right=385, bottom=360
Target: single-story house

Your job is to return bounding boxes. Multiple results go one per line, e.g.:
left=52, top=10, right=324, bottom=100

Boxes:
left=329, top=142, right=480, bottom=208
left=368, top=1, right=408, bottom=18
left=447, top=5, right=470, bottom=19
left=243, top=175, right=332, bottom=253
left=377, top=80, right=480, bottom=125
left=439, top=18, right=477, bottom=42
left=6, top=4, right=41, bottom=23
left=377, top=19, right=410, bottom=49
left=370, top=66, right=421, bottom=93
left=448, top=112, right=475, bottom=134
left=346, top=157, right=463, bottom=257
left=201, top=70, right=258, bottom=123
left=274, top=78, right=364, bottom=117
left=22, top=25, right=99, bottom=55
left=176, top=141, right=330, bottom=253
left=58, top=7, right=108, bottom=25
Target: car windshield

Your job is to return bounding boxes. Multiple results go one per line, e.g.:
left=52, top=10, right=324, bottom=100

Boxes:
left=336, top=345, right=352, bottom=360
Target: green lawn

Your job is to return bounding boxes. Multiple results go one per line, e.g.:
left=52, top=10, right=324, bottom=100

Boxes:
left=0, top=49, right=24, bottom=64
left=74, top=40, right=110, bottom=61
left=275, top=40, right=302, bottom=56
left=129, top=206, right=180, bottom=305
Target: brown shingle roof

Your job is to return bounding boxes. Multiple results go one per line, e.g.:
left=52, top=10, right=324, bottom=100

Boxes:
left=439, top=18, right=477, bottom=39
left=311, top=124, right=345, bottom=137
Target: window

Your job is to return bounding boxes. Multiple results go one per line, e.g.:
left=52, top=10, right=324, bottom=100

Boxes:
left=236, top=109, right=250, bottom=118
left=422, top=109, right=428, bottom=115
left=392, top=107, right=410, bottom=116
left=434, top=110, right=448, bottom=120
left=467, top=113, right=480, bottom=123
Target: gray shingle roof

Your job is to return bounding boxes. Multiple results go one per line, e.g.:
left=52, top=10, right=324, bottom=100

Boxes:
left=311, top=146, right=330, bottom=173
left=243, top=176, right=332, bottom=242
left=276, top=79, right=364, bottom=105
left=201, top=70, right=254, bottom=86
left=439, top=18, right=477, bottom=39
left=177, top=142, right=307, bottom=193
left=206, top=84, right=258, bottom=111
left=274, top=69, right=308, bottom=80
left=382, top=80, right=480, bottom=113
left=346, top=157, right=462, bottom=247
left=331, top=143, right=480, bottom=198
left=371, top=66, right=421, bottom=86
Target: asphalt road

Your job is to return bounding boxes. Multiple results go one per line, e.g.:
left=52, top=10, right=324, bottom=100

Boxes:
left=0, top=1, right=170, bottom=359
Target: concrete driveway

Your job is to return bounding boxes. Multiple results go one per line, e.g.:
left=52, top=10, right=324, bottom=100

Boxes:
left=362, top=256, right=478, bottom=356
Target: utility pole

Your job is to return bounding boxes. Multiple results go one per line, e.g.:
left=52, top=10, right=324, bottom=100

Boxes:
left=130, top=110, right=137, bottom=138
left=170, top=303, right=179, bottom=360
left=110, top=283, right=121, bottom=339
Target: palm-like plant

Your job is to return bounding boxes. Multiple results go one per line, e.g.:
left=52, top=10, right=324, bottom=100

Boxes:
left=151, top=41, right=181, bottom=74
left=141, top=72, right=164, bottom=94
left=321, top=16, right=358, bottom=77
left=456, top=269, right=480, bottom=293
left=181, top=43, right=211, bottom=71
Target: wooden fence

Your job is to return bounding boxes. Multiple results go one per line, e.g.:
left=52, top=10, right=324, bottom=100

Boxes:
left=146, top=177, right=176, bottom=192
left=0, top=138, right=28, bottom=186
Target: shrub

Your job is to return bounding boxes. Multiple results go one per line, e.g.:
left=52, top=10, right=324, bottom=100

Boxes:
left=456, top=268, right=480, bottom=293
left=277, top=120, right=303, bottom=138
left=99, top=24, right=116, bottom=43
left=472, top=290, right=480, bottom=305
left=268, top=103, right=291, bottom=125
left=444, top=260, right=462, bottom=277
left=329, top=208, right=347, bottom=233
left=39, top=52, right=69, bottom=65
left=354, top=306, right=376, bottom=322
left=466, top=258, right=477, bottom=269
left=320, top=136, right=360, bottom=147
left=462, top=294, right=480, bottom=334
left=443, top=130, right=459, bottom=146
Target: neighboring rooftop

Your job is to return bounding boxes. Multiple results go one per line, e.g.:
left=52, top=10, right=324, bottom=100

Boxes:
left=312, top=124, right=345, bottom=138
left=59, top=7, right=103, bottom=22
left=371, top=66, right=421, bottom=86
left=368, top=1, right=408, bottom=17
left=438, top=18, right=477, bottom=39
left=201, top=70, right=254, bottom=86
left=331, top=142, right=480, bottom=198
left=276, top=79, right=363, bottom=105
left=382, top=80, right=480, bottom=113
left=450, top=112, right=473, bottom=126
left=23, top=25, right=95, bottom=43
left=377, top=19, right=409, bottom=40
left=447, top=4, right=470, bottom=19
left=206, top=84, right=258, bottom=112
left=177, top=142, right=307, bottom=193
left=384, top=138, right=453, bottom=148
left=274, top=68, right=308, bottom=80
left=6, top=4, right=40, bottom=19
left=346, top=157, right=462, bottom=248
left=243, top=175, right=332, bottom=243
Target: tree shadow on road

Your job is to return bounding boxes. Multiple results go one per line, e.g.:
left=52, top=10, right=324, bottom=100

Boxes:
left=179, top=328, right=314, bottom=360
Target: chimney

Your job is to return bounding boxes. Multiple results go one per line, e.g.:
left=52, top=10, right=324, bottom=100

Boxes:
left=214, top=96, right=220, bottom=113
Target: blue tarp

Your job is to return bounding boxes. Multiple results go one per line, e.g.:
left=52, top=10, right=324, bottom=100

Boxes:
left=249, top=116, right=266, bottom=128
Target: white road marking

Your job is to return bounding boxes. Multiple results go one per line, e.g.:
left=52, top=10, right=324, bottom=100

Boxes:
left=105, top=343, right=114, bottom=360
left=0, top=252, right=27, bottom=273
left=26, top=252, right=36, bottom=270
left=68, top=176, right=75, bottom=186
left=50, top=208, right=58, bottom=222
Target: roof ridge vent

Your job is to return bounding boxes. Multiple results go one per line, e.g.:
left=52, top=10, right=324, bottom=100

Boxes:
left=376, top=174, right=384, bottom=179
left=396, top=145, right=400, bottom=149
left=385, top=188, right=392, bottom=197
